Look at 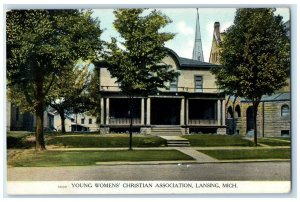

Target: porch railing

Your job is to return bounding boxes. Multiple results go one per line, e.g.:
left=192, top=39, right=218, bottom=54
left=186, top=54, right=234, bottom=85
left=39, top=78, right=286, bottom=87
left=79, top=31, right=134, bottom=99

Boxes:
left=100, top=85, right=220, bottom=93
left=188, top=119, right=218, bottom=125
left=109, top=118, right=141, bottom=125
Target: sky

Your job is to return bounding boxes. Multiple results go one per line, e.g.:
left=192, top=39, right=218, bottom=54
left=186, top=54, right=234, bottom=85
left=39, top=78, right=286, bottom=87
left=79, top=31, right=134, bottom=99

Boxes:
left=92, top=8, right=290, bottom=62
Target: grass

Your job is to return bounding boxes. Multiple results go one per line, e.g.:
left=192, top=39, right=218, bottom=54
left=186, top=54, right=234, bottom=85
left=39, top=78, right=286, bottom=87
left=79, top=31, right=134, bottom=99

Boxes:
left=7, top=131, right=35, bottom=149
left=258, top=138, right=291, bottom=146
left=8, top=150, right=194, bottom=167
left=46, top=134, right=167, bottom=148
left=198, top=148, right=291, bottom=160
left=7, top=131, right=34, bottom=138
left=183, top=134, right=255, bottom=147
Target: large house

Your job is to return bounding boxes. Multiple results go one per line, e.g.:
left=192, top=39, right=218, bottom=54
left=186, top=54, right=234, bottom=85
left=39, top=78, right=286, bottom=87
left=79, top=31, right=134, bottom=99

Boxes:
left=95, top=10, right=226, bottom=135
left=209, top=21, right=291, bottom=137
left=96, top=52, right=226, bottom=135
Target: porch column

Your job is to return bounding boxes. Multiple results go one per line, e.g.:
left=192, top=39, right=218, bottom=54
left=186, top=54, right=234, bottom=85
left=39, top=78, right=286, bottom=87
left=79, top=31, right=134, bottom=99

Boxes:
left=141, top=98, right=145, bottom=125
left=222, top=100, right=226, bottom=125
left=105, top=98, right=110, bottom=125
left=217, top=100, right=221, bottom=125
left=146, top=98, right=151, bottom=125
left=100, top=98, right=104, bottom=125
left=186, top=98, right=189, bottom=125
left=180, top=98, right=185, bottom=125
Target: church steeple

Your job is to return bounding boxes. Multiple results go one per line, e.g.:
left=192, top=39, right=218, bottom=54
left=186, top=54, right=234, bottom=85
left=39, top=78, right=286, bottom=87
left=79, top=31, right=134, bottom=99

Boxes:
left=192, top=8, right=204, bottom=62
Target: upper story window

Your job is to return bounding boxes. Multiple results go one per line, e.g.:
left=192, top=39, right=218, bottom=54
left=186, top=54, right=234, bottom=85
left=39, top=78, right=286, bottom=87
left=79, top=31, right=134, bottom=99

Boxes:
left=81, top=118, right=85, bottom=124
left=89, top=118, right=92, bottom=124
left=281, top=105, right=290, bottom=117
left=195, top=75, right=203, bottom=92
left=170, top=78, right=178, bottom=91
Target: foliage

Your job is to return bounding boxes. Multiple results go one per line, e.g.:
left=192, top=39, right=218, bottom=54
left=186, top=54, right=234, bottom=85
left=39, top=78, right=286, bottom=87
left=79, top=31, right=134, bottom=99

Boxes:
left=211, top=8, right=290, bottom=145
left=7, top=10, right=102, bottom=149
left=103, top=9, right=179, bottom=150
left=213, top=8, right=289, bottom=99
left=85, top=67, right=101, bottom=121
left=46, top=61, right=93, bottom=132
left=104, top=9, right=179, bottom=96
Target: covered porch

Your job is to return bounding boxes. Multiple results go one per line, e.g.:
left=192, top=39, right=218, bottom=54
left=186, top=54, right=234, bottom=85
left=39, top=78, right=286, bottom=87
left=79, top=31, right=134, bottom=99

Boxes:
left=99, top=95, right=226, bottom=134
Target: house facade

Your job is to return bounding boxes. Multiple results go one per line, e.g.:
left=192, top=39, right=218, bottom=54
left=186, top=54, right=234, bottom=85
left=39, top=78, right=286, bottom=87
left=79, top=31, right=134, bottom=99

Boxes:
left=96, top=49, right=226, bottom=135
left=6, top=100, right=99, bottom=133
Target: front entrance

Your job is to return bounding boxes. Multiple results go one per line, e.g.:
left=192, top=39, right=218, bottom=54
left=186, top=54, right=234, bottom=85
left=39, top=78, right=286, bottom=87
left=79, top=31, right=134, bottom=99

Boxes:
left=246, top=106, right=254, bottom=132
left=151, top=98, right=181, bottom=125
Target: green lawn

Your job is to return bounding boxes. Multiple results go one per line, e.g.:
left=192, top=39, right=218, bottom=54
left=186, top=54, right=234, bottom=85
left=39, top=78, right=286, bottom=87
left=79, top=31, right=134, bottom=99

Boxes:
left=7, top=131, right=34, bottom=138
left=268, top=137, right=291, bottom=141
left=183, top=134, right=255, bottom=147
left=7, top=131, right=35, bottom=149
left=9, top=150, right=194, bottom=167
left=258, top=138, right=291, bottom=146
left=46, top=135, right=167, bottom=148
left=198, top=148, right=291, bottom=160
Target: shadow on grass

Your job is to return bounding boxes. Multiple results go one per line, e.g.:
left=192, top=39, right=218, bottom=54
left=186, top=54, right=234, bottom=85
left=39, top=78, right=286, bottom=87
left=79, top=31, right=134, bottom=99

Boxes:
left=7, top=136, right=35, bottom=149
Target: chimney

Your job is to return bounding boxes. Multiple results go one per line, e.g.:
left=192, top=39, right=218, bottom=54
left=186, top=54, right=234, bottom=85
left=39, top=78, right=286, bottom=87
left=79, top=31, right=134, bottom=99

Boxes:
left=214, top=22, right=221, bottom=45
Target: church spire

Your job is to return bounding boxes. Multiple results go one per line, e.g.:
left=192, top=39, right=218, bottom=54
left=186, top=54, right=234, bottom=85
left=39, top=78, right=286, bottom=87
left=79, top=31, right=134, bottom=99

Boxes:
left=192, top=8, right=204, bottom=62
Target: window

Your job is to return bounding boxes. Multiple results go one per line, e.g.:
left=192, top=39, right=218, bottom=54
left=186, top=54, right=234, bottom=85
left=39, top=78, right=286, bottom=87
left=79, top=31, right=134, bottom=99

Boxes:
left=227, top=106, right=233, bottom=118
left=81, top=118, right=85, bottom=124
left=71, top=118, right=75, bottom=122
left=16, top=107, right=19, bottom=121
left=235, top=105, right=241, bottom=117
left=195, top=76, right=203, bottom=92
left=170, top=78, right=178, bottom=91
left=89, top=118, right=92, bottom=124
left=281, top=105, right=290, bottom=117
left=281, top=130, right=290, bottom=136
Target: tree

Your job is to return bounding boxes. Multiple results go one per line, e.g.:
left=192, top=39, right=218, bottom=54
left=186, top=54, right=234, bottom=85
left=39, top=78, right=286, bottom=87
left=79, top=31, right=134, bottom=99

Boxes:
left=7, top=10, right=102, bottom=150
left=46, top=61, right=92, bottom=133
left=104, top=9, right=179, bottom=150
left=86, top=67, right=101, bottom=124
left=212, top=8, right=290, bottom=146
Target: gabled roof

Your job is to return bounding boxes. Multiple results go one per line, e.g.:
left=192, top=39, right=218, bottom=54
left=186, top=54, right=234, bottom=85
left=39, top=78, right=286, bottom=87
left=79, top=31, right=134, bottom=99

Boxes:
left=95, top=48, right=218, bottom=69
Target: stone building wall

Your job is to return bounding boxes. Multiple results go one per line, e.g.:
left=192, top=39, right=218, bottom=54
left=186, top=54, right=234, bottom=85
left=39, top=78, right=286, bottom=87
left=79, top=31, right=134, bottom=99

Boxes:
left=229, top=100, right=291, bottom=137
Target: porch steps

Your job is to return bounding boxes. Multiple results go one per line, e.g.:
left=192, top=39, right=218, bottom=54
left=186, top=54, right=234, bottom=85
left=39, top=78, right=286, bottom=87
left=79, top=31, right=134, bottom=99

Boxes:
left=151, top=126, right=184, bottom=136
left=159, top=136, right=191, bottom=147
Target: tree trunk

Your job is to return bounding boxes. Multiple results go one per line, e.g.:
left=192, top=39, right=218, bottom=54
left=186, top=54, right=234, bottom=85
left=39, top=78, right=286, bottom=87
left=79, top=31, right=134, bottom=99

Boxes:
left=252, top=101, right=259, bottom=147
left=35, top=76, right=46, bottom=150
left=35, top=101, right=46, bottom=152
left=129, top=96, right=133, bottom=150
left=232, top=97, right=237, bottom=135
left=59, top=111, right=66, bottom=133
